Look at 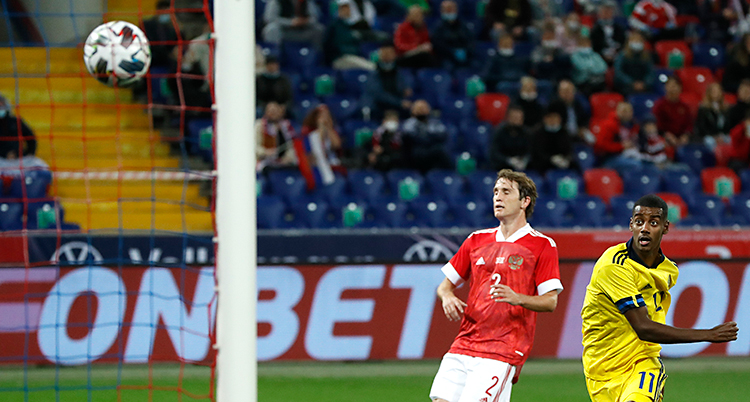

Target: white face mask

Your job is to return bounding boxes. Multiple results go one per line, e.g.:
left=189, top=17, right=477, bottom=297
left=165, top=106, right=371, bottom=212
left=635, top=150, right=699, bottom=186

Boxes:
left=383, top=120, right=398, bottom=131
left=542, top=40, right=557, bottom=49
left=498, top=48, right=514, bottom=56
left=520, top=92, right=537, bottom=100
left=629, top=42, right=644, bottom=52
left=746, top=123, right=750, bottom=138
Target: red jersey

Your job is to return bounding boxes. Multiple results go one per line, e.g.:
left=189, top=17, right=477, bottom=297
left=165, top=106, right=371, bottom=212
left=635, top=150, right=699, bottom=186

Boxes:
left=442, top=224, right=562, bottom=366
left=629, top=0, right=677, bottom=30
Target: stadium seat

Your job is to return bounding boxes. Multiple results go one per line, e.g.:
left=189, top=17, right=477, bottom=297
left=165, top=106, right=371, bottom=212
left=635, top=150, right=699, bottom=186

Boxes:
left=692, top=41, right=725, bottom=71
left=317, top=174, right=348, bottom=203
left=342, top=120, right=379, bottom=149
left=573, top=144, right=596, bottom=171
left=609, top=195, right=638, bottom=226
left=569, top=195, right=608, bottom=227
left=532, top=197, right=569, bottom=228
left=409, top=199, right=452, bottom=227
left=426, top=170, right=466, bottom=203
left=291, top=199, right=336, bottom=228
left=325, top=95, right=360, bottom=122
left=440, top=96, right=476, bottom=126
left=294, top=95, right=321, bottom=121
left=474, top=41, right=497, bottom=66
left=676, top=67, right=715, bottom=97
left=679, top=92, right=702, bottom=118
left=450, top=197, right=493, bottom=228
left=337, top=69, right=371, bottom=96
left=281, top=43, right=319, bottom=77
left=662, top=170, right=700, bottom=204
left=729, top=193, right=750, bottom=223
left=466, top=170, right=497, bottom=198
left=739, top=169, right=750, bottom=192
left=371, top=198, right=409, bottom=228
left=514, top=42, right=535, bottom=57
left=268, top=170, right=308, bottom=203
left=583, top=168, right=623, bottom=204
left=416, top=68, right=453, bottom=107
left=655, top=192, right=689, bottom=219
left=589, top=92, right=624, bottom=120
left=349, top=170, right=386, bottom=202
left=653, top=67, right=674, bottom=95
left=476, top=93, right=510, bottom=126
left=258, top=41, right=281, bottom=59
left=461, top=123, right=493, bottom=163
left=536, top=80, right=554, bottom=101
left=453, top=68, right=480, bottom=95
left=257, top=195, right=287, bottom=229
left=0, top=202, right=23, bottom=231
left=621, top=167, right=662, bottom=196
left=675, top=143, right=716, bottom=174
left=386, top=169, right=424, bottom=197
left=628, top=93, right=660, bottom=122
left=654, top=40, right=693, bottom=67
left=8, top=170, right=52, bottom=200
left=688, top=194, right=725, bottom=226
left=524, top=171, right=546, bottom=196
left=495, top=81, right=521, bottom=97
left=545, top=169, right=584, bottom=200
left=701, top=167, right=741, bottom=198
left=26, top=199, right=68, bottom=230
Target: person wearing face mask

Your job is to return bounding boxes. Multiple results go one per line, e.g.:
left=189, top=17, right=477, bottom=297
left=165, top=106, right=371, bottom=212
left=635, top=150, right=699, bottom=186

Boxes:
left=531, top=24, right=572, bottom=82
left=556, top=12, right=583, bottom=55
left=613, top=30, right=655, bottom=96
left=516, top=76, right=545, bottom=131
left=142, top=0, right=179, bottom=69
left=361, top=45, right=414, bottom=120
left=695, top=83, right=731, bottom=151
left=324, top=0, right=377, bottom=71
left=484, top=0, right=533, bottom=41
left=256, top=56, right=294, bottom=115
left=394, top=6, right=436, bottom=69
left=570, top=35, right=608, bottom=96
left=489, top=105, right=532, bottom=171
left=364, top=110, right=405, bottom=171
left=482, top=34, right=531, bottom=91
left=401, top=100, right=453, bottom=172
left=0, top=95, right=48, bottom=175
left=590, top=1, right=626, bottom=65
left=548, top=80, right=593, bottom=143
left=431, top=0, right=475, bottom=71
left=530, top=109, right=575, bottom=173
left=727, top=109, right=750, bottom=171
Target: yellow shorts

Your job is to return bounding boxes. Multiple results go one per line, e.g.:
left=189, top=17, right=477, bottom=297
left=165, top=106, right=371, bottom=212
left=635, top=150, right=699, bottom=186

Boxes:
left=586, top=357, right=667, bottom=402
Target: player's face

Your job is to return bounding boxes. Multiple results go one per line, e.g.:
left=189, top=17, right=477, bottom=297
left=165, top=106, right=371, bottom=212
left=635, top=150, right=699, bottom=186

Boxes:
left=629, top=206, right=669, bottom=254
left=493, top=178, right=528, bottom=220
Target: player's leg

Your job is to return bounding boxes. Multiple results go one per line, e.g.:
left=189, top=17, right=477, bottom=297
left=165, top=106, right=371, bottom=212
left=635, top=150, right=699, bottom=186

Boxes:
left=456, top=357, right=515, bottom=402
left=585, top=376, right=619, bottom=402
left=429, top=353, right=469, bottom=402
left=619, top=357, right=667, bottom=402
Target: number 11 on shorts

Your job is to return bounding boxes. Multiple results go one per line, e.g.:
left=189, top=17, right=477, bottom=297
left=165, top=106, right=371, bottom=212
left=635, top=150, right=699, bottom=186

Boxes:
left=638, top=371, right=655, bottom=393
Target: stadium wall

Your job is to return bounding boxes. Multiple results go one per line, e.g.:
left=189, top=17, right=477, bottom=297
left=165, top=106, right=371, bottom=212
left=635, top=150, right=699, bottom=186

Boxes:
left=0, top=230, right=749, bottom=364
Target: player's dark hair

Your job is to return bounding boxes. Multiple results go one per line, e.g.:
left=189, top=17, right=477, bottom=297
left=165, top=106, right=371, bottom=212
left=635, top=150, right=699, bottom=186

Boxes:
left=632, top=194, right=669, bottom=219
left=496, top=169, right=537, bottom=218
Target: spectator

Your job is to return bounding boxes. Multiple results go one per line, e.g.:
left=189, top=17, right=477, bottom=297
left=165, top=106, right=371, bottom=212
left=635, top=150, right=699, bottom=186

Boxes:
left=372, top=0, right=408, bottom=17
left=653, top=76, right=693, bottom=150
left=628, top=0, right=682, bottom=41
left=570, top=35, right=608, bottom=96
left=613, top=30, right=656, bottom=95
left=637, top=115, right=669, bottom=167
left=324, top=0, right=377, bottom=70
left=728, top=110, right=750, bottom=171
left=722, top=33, right=750, bottom=94
left=700, top=0, right=743, bottom=45
left=399, top=0, right=430, bottom=10
left=532, top=23, right=572, bottom=82
left=548, top=79, right=593, bottom=143
left=401, top=100, right=452, bottom=172
left=530, top=109, right=575, bottom=173
left=695, top=82, right=731, bottom=151
left=489, top=105, right=532, bottom=171
left=255, top=45, right=267, bottom=76
left=172, top=20, right=212, bottom=116
left=255, top=102, right=298, bottom=172
left=301, top=105, right=344, bottom=186
left=0, top=95, right=47, bottom=174
left=556, top=12, right=584, bottom=55
left=262, top=0, right=325, bottom=51
left=340, top=0, right=388, bottom=42
left=727, top=79, right=750, bottom=130
left=516, top=76, right=545, bottom=131
left=484, top=0, right=533, bottom=41
left=594, top=101, right=642, bottom=170
left=431, top=0, right=475, bottom=71
left=394, top=5, right=436, bottom=68
left=365, top=110, right=405, bottom=170
left=361, top=45, right=414, bottom=120
left=142, top=0, right=179, bottom=69
left=530, top=0, right=566, bottom=21
left=590, top=0, right=627, bottom=64
left=256, top=55, right=294, bottom=114
left=482, top=34, right=531, bottom=91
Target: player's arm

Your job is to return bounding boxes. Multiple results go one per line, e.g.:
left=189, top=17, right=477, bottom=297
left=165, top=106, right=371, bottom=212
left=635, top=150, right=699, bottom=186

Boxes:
left=490, top=285, right=558, bottom=312
left=437, top=278, right=467, bottom=321
left=624, top=306, right=738, bottom=344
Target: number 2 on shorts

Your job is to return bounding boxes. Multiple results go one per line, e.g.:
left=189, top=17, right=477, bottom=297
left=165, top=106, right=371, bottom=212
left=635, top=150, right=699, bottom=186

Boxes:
left=485, top=376, right=499, bottom=396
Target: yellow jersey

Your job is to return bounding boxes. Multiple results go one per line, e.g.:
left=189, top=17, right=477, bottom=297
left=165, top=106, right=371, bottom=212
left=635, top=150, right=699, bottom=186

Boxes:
left=581, top=240, right=679, bottom=381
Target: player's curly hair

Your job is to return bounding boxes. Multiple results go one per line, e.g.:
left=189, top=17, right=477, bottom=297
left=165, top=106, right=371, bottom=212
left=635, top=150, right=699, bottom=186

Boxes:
left=496, top=169, right=537, bottom=218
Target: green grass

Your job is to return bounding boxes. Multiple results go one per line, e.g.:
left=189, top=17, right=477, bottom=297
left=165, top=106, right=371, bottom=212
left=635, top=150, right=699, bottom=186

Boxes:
left=1, top=358, right=749, bottom=401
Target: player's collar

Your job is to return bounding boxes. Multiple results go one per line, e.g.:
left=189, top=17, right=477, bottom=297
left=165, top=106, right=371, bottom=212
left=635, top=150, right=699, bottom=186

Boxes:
left=495, top=223, right=532, bottom=243
left=626, top=238, right=665, bottom=269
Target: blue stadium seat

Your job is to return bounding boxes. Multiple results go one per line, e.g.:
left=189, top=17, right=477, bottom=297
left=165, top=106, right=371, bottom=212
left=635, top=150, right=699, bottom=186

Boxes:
left=349, top=169, right=386, bottom=202
left=416, top=68, right=453, bottom=107
left=440, top=96, right=476, bottom=126
left=729, top=193, right=750, bottom=223
left=281, top=43, right=319, bottom=77
left=291, top=199, right=336, bottom=228
left=514, top=42, right=535, bottom=57
left=675, top=143, right=715, bottom=174
left=628, top=93, right=660, bottom=122
left=531, top=197, right=569, bottom=228
left=609, top=195, right=638, bottom=226
left=337, top=69, right=371, bottom=96
left=495, top=81, right=520, bottom=97
left=257, top=195, right=287, bottom=229
left=325, top=95, right=360, bottom=122
left=692, top=41, right=725, bottom=71
left=342, top=119, right=379, bottom=149
left=461, top=123, right=493, bottom=164
left=453, top=68, right=479, bottom=95
left=316, top=174, right=348, bottom=203
left=474, top=41, right=497, bottom=66
left=374, top=15, right=402, bottom=32
left=294, top=95, right=321, bottom=120
left=662, top=169, right=700, bottom=203
left=621, top=167, right=662, bottom=196
left=268, top=170, right=307, bottom=203
left=569, top=195, right=608, bottom=228
left=738, top=169, right=750, bottom=192
left=524, top=171, right=546, bottom=196
left=26, top=199, right=68, bottom=230
left=573, top=144, right=596, bottom=172
left=0, top=202, right=23, bottom=231
left=386, top=169, right=424, bottom=196
left=688, top=194, right=725, bottom=226
left=409, top=199, right=452, bottom=227
left=536, top=80, right=554, bottom=101
left=653, top=68, right=674, bottom=95
left=371, top=198, right=409, bottom=228
left=258, top=41, right=281, bottom=59
left=9, top=170, right=52, bottom=200
left=545, top=169, right=583, bottom=199
left=466, top=170, right=497, bottom=198
left=426, top=170, right=466, bottom=202
left=186, top=118, right=213, bottom=158
left=450, top=197, right=493, bottom=228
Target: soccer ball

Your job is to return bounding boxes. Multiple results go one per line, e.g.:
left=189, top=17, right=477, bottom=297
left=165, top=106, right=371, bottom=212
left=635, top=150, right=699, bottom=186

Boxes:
left=83, top=21, right=151, bottom=87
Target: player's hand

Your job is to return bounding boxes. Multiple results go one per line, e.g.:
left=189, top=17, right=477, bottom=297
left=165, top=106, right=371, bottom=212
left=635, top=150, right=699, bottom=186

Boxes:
left=707, top=321, right=738, bottom=342
left=441, top=293, right=467, bottom=321
left=490, top=284, right=523, bottom=305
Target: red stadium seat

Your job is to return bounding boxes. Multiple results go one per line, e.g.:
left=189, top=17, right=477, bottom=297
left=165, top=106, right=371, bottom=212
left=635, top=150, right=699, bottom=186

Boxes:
left=654, top=40, right=693, bottom=67
left=676, top=67, right=715, bottom=97
left=679, top=92, right=701, bottom=118
left=476, top=93, right=510, bottom=126
left=675, top=15, right=700, bottom=27
left=701, top=167, right=741, bottom=198
left=589, top=92, right=624, bottom=120
left=655, top=192, right=688, bottom=219
left=584, top=168, right=623, bottom=204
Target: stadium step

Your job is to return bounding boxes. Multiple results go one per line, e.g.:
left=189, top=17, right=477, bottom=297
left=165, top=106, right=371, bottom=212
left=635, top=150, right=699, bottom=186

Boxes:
left=52, top=181, right=205, bottom=204
left=62, top=203, right=213, bottom=232
left=0, top=77, right=135, bottom=104
left=12, top=105, right=151, bottom=130
left=36, top=140, right=172, bottom=160
left=0, top=48, right=84, bottom=75
left=44, top=157, right=180, bottom=170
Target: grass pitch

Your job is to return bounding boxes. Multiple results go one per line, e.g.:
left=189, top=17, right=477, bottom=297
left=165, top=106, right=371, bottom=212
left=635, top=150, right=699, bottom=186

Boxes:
left=1, top=357, right=748, bottom=401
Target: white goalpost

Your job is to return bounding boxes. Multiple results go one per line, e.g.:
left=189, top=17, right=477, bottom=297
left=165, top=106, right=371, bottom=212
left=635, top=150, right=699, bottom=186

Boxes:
left=214, top=0, right=257, bottom=401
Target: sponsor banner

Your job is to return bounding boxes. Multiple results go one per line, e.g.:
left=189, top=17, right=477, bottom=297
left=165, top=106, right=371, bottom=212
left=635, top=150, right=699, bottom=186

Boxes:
left=2, top=261, right=748, bottom=364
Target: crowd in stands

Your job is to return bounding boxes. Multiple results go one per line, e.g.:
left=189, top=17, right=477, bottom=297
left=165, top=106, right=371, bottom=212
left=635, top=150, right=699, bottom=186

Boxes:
left=144, top=0, right=750, bottom=229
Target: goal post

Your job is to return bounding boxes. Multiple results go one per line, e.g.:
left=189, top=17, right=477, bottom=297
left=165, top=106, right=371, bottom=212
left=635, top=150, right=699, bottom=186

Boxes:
left=214, top=0, right=257, bottom=401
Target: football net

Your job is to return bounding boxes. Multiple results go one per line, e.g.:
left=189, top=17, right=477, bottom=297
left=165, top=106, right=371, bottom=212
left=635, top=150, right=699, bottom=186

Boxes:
left=0, top=1, right=220, bottom=401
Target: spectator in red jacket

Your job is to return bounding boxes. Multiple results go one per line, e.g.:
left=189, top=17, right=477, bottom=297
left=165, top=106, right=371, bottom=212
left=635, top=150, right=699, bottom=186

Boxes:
left=629, top=0, right=683, bottom=41
left=394, top=5, right=436, bottom=68
left=652, top=76, right=693, bottom=154
left=594, top=102, right=642, bottom=170
left=728, top=110, right=750, bottom=171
